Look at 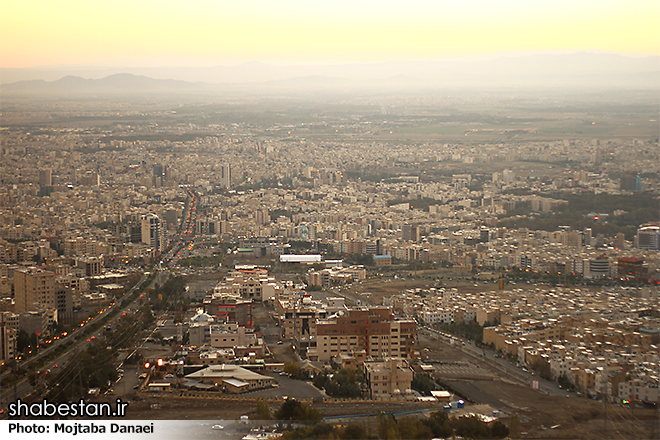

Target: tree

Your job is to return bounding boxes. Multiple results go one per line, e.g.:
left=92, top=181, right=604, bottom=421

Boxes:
left=283, top=362, right=303, bottom=379
left=508, top=415, right=521, bottom=439
left=531, top=359, right=552, bottom=380
left=411, top=373, right=437, bottom=396
left=453, top=415, right=491, bottom=439
left=558, top=373, right=575, bottom=391
left=342, top=422, right=367, bottom=440
left=422, top=411, right=453, bottom=439
left=314, top=369, right=363, bottom=398
left=254, top=399, right=272, bottom=420
left=490, top=420, right=510, bottom=438
left=274, top=398, right=320, bottom=422
left=377, top=413, right=399, bottom=440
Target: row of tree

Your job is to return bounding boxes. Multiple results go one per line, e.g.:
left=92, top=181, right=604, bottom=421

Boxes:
left=262, top=400, right=513, bottom=440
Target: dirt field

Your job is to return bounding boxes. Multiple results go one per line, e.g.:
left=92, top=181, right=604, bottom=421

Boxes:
left=463, top=379, right=658, bottom=440
left=415, top=325, right=659, bottom=440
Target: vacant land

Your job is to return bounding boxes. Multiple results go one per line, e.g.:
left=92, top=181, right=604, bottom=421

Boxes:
left=415, top=323, right=658, bottom=440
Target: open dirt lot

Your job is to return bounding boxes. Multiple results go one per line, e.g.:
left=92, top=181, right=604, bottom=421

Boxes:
left=415, top=325, right=659, bottom=439
left=453, top=379, right=658, bottom=440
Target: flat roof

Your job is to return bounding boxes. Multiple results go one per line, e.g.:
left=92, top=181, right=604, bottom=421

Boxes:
left=280, top=254, right=322, bottom=263
left=223, top=378, right=249, bottom=388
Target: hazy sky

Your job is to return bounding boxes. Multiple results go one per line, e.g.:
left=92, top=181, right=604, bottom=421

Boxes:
left=2, top=0, right=658, bottom=68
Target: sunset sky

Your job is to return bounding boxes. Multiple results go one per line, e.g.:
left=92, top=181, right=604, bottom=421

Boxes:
left=1, top=0, right=658, bottom=68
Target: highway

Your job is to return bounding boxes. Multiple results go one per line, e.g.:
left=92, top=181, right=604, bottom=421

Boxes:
left=0, top=272, right=150, bottom=414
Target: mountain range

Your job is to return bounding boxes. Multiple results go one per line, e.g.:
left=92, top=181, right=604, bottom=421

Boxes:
left=2, top=52, right=658, bottom=95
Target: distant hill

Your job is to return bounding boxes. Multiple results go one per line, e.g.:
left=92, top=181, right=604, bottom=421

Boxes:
left=1, top=52, right=658, bottom=94
left=1, top=73, right=205, bottom=94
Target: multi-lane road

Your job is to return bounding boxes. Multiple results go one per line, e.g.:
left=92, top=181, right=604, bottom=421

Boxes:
left=1, top=187, right=195, bottom=414
left=0, top=273, right=152, bottom=414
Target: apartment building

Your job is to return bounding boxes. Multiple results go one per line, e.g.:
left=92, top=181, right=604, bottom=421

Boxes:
left=363, top=358, right=413, bottom=399
left=310, top=307, right=416, bottom=362
left=0, top=321, right=17, bottom=362
left=210, top=323, right=257, bottom=348
left=14, top=267, right=55, bottom=313
left=213, top=269, right=276, bottom=302
left=203, top=294, right=253, bottom=327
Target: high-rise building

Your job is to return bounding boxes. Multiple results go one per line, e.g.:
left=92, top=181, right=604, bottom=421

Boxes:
left=55, top=286, right=73, bottom=324
left=79, top=172, right=100, bottom=186
left=636, top=225, right=659, bottom=251
left=502, top=169, right=515, bottom=184
left=452, top=174, right=471, bottom=190
left=14, top=267, right=55, bottom=313
left=152, top=164, right=169, bottom=187
left=0, top=322, right=17, bottom=363
left=634, top=175, right=643, bottom=193
left=39, top=169, right=52, bottom=186
left=220, top=164, right=231, bottom=189
left=615, top=233, right=626, bottom=249
left=588, top=255, right=610, bottom=279
left=402, top=225, right=420, bottom=243
left=153, top=164, right=164, bottom=179
left=165, top=209, right=178, bottom=230
left=141, top=214, right=165, bottom=252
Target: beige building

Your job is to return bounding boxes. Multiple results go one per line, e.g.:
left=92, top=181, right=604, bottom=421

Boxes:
left=363, top=358, right=413, bottom=399
left=184, top=364, right=273, bottom=393
left=0, top=321, right=17, bottom=362
left=210, top=323, right=257, bottom=348
left=309, top=307, right=416, bottom=362
left=14, top=267, right=55, bottom=313
left=213, top=269, right=277, bottom=301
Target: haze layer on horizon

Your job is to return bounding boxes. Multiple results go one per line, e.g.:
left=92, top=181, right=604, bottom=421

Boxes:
left=2, top=0, right=659, bottom=70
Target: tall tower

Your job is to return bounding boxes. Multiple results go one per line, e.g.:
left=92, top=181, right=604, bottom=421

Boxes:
left=141, top=214, right=165, bottom=252
left=39, top=169, right=52, bottom=186
left=220, top=164, right=231, bottom=189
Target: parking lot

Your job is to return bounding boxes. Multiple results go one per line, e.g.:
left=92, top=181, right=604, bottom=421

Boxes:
left=245, top=374, right=324, bottom=400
